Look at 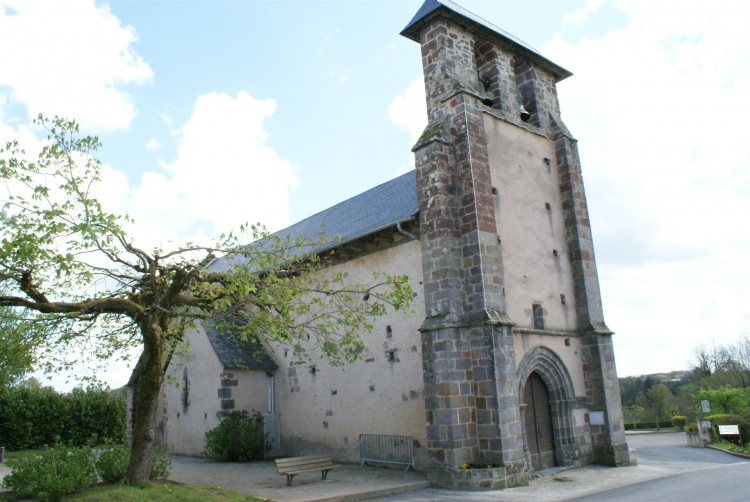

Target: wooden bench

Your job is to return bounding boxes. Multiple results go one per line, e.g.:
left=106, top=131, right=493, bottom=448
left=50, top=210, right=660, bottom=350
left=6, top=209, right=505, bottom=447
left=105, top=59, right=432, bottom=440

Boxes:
left=274, top=455, right=340, bottom=486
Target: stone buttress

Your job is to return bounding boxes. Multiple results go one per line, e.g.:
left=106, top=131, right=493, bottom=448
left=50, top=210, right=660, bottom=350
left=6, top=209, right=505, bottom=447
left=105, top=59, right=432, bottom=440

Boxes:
left=401, top=0, right=630, bottom=488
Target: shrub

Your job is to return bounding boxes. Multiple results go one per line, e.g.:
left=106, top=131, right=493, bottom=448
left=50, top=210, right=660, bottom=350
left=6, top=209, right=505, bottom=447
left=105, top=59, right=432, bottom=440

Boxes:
left=1, top=444, right=97, bottom=501
left=671, top=416, right=687, bottom=431
left=96, top=443, right=130, bottom=483
left=150, top=444, right=172, bottom=479
left=96, top=442, right=171, bottom=482
left=705, top=414, right=750, bottom=442
left=204, top=410, right=272, bottom=461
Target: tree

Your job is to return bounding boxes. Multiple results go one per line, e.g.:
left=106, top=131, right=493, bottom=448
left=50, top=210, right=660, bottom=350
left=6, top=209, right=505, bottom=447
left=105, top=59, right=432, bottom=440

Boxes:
left=637, top=384, right=677, bottom=430
left=622, top=404, right=645, bottom=429
left=0, top=308, right=42, bottom=387
left=695, top=386, right=750, bottom=416
left=691, top=337, right=750, bottom=389
left=0, top=116, right=413, bottom=483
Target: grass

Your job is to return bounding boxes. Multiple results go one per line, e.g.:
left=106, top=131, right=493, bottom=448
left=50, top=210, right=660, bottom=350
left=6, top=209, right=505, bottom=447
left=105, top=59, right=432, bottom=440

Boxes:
left=1, top=450, right=37, bottom=462
left=711, top=439, right=750, bottom=456
left=1, top=449, right=267, bottom=501
left=1, top=481, right=267, bottom=501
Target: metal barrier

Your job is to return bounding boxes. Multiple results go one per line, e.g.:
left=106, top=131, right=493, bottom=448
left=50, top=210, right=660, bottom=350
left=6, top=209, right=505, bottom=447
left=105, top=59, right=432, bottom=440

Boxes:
left=359, top=433, right=415, bottom=472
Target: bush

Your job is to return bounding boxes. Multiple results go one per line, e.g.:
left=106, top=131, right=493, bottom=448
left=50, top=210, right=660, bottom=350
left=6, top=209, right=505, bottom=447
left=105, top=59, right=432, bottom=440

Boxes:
left=96, top=442, right=171, bottom=483
left=705, top=414, right=750, bottom=442
left=2, top=441, right=171, bottom=499
left=671, top=416, right=687, bottom=431
left=1, top=444, right=97, bottom=501
left=96, top=443, right=130, bottom=483
left=204, top=410, right=271, bottom=461
left=150, top=444, right=172, bottom=480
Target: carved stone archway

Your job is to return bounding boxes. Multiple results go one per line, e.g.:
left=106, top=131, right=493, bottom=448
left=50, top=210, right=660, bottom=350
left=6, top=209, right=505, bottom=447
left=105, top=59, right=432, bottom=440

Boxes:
left=517, top=346, right=580, bottom=469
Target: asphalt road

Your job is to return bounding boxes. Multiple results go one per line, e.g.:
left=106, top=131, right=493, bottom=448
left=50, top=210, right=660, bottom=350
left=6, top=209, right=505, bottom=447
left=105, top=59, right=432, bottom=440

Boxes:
left=378, top=432, right=750, bottom=501
left=571, top=462, right=750, bottom=502
left=571, top=433, right=750, bottom=502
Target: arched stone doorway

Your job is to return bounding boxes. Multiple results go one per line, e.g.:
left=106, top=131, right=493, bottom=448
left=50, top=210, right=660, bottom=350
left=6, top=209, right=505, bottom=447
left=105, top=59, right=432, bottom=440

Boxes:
left=517, top=346, right=579, bottom=471
left=523, top=372, right=556, bottom=470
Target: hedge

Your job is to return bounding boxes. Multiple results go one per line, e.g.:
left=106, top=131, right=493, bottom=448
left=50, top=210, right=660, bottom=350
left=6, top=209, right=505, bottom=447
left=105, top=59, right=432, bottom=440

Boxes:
left=705, top=413, right=750, bottom=442
left=0, top=385, right=126, bottom=451
left=623, top=420, right=674, bottom=430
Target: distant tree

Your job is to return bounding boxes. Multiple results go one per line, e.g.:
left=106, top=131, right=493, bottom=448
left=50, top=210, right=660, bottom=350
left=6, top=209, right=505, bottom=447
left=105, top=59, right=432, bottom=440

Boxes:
left=618, top=376, right=645, bottom=407
left=724, top=335, right=750, bottom=388
left=691, top=337, right=750, bottom=389
left=0, top=117, right=413, bottom=483
left=638, top=384, right=677, bottom=430
left=696, top=386, right=750, bottom=416
left=623, top=404, right=645, bottom=429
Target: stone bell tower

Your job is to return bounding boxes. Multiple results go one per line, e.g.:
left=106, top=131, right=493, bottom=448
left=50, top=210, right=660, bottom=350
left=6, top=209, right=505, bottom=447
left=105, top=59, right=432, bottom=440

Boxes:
left=401, top=0, right=630, bottom=489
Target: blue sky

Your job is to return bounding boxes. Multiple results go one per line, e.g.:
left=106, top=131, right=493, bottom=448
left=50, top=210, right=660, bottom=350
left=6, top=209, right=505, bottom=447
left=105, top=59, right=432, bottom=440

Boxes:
left=1, top=0, right=749, bottom=388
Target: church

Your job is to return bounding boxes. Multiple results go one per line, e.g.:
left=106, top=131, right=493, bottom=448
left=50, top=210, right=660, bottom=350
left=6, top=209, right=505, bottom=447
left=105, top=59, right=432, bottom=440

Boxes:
left=154, top=0, right=630, bottom=489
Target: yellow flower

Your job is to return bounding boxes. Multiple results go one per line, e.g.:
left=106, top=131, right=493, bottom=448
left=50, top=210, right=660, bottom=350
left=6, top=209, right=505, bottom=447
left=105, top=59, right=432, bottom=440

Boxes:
left=460, top=463, right=468, bottom=469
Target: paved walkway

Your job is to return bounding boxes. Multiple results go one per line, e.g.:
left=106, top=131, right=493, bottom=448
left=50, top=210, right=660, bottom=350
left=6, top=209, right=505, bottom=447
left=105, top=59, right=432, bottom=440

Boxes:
left=3, top=432, right=746, bottom=501
left=168, top=456, right=430, bottom=501
left=168, top=456, right=678, bottom=502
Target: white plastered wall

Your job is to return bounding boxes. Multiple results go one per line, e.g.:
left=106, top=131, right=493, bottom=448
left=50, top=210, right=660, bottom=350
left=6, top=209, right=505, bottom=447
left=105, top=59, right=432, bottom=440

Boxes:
left=162, top=323, right=224, bottom=455
left=484, top=115, right=586, bottom=399
left=269, top=239, right=428, bottom=468
left=161, top=319, right=273, bottom=456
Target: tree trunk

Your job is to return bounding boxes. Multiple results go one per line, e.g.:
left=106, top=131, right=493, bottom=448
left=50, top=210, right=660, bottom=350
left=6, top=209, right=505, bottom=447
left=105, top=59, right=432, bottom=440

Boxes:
left=127, top=320, right=164, bottom=484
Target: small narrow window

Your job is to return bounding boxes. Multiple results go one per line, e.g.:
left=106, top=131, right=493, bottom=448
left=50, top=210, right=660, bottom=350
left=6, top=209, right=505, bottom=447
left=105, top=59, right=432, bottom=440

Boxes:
left=181, top=367, right=190, bottom=412
left=532, top=304, right=545, bottom=330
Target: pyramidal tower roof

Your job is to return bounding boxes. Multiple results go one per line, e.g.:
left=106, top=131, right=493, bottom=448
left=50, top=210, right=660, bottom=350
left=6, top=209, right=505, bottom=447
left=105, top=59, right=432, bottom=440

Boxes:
left=401, top=0, right=572, bottom=82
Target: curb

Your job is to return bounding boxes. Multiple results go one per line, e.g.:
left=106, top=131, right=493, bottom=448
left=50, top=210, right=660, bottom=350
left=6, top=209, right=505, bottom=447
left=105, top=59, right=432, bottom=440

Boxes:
left=705, top=445, right=750, bottom=461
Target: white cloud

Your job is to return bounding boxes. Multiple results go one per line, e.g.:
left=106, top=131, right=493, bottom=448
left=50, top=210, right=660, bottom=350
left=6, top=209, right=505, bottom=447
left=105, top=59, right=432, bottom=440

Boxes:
left=146, top=138, right=161, bottom=151
left=545, top=0, right=750, bottom=374
left=562, top=0, right=604, bottom=25
left=0, top=0, right=152, bottom=132
left=386, top=2, right=750, bottom=376
left=389, top=76, right=426, bottom=144
left=98, top=91, right=299, bottom=252
left=389, top=76, right=426, bottom=176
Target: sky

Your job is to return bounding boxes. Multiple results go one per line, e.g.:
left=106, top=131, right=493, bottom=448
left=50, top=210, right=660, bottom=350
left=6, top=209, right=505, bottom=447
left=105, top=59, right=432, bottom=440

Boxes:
left=0, top=0, right=748, bottom=389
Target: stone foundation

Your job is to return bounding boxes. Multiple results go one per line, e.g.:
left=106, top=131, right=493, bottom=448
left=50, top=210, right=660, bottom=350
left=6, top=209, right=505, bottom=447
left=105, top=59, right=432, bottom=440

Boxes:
left=427, top=460, right=530, bottom=490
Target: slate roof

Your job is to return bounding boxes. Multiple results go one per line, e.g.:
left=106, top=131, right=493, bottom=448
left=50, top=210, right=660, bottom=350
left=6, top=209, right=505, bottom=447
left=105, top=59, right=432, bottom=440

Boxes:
left=204, top=319, right=278, bottom=370
left=401, top=0, right=572, bottom=82
left=271, top=170, right=418, bottom=254
left=204, top=170, right=418, bottom=367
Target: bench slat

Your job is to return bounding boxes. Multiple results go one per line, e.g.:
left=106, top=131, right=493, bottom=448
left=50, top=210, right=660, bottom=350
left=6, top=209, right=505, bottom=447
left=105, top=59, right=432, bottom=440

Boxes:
left=274, top=455, right=340, bottom=486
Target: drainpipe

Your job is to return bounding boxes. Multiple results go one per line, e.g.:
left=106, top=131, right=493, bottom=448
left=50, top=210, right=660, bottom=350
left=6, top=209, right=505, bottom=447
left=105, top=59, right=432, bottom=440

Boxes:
left=396, top=221, right=417, bottom=241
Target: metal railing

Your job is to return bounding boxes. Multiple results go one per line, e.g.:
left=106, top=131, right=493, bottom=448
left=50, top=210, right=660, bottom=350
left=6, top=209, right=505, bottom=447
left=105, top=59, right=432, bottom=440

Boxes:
left=359, top=433, right=415, bottom=472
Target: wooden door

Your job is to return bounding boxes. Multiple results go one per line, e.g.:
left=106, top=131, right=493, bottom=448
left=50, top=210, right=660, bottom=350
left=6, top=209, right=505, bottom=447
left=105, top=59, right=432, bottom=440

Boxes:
left=523, top=372, right=557, bottom=470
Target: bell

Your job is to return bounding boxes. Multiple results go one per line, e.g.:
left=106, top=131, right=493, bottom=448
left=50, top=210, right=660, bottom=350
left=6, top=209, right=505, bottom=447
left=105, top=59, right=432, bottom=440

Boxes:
left=519, top=104, right=531, bottom=122
left=480, top=94, right=494, bottom=107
